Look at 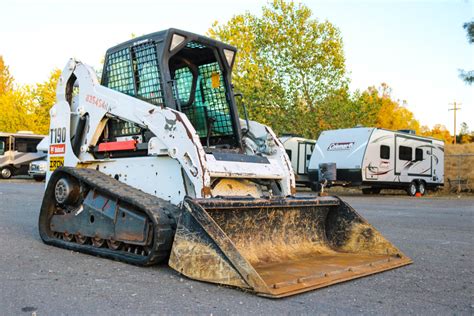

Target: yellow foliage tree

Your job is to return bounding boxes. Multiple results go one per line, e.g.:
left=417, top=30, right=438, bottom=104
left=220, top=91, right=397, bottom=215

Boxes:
left=420, top=124, right=452, bottom=143
left=0, top=56, right=14, bottom=95
left=0, top=56, right=60, bottom=134
left=0, top=89, right=34, bottom=132
left=27, top=69, right=61, bottom=134
left=356, top=83, right=421, bottom=133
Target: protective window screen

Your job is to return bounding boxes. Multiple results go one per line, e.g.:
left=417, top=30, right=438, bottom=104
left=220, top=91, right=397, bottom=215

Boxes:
left=380, top=145, right=390, bottom=159
left=174, top=67, right=194, bottom=105
left=399, top=146, right=412, bottom=161
left=103, top=43, right=164, bottom=138
left=174, top=60, right=233, bottom=138
left=133, top=43, right=164, bottom=105
left=104, top=48, right=134, bottom=96
left=103, top=43, right=164, bottom=106
left=109, top=120, right=141, bottom=137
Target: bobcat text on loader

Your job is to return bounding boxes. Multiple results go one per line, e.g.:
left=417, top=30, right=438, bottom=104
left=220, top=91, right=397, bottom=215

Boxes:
left=38, top=29, right=411, bottom=298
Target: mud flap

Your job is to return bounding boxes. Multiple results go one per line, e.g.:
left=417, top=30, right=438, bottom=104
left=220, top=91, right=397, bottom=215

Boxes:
left=169, top=196, right=412, bottom=298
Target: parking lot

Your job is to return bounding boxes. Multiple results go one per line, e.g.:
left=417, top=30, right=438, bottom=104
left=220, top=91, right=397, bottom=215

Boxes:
left=0, top=179, right=472, bottom=315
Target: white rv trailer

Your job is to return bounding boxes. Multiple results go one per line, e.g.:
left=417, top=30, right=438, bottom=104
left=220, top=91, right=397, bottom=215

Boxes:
left=307, top=127, right=444, bottom=195
left=0, top=132, right=47, bottom=179
left=280, top=135, right=316, bottom=187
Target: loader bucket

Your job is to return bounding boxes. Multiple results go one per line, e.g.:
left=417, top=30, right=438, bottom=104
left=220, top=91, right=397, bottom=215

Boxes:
left=169, top=196, right=412, bottom=298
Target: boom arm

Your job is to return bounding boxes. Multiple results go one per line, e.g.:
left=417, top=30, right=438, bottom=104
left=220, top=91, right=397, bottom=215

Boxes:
left=49, top=59, right=295, bottom=197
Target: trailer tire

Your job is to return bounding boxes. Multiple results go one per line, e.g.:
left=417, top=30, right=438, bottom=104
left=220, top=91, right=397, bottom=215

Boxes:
left=407, top=181, right=417, bottom=196
left=417, top=181, right=426, bottom=196
left=1, top=167, right=13, bottom=179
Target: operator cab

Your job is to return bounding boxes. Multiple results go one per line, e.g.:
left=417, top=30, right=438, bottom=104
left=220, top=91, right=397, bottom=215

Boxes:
left=101, top=29, right=241, bottom=150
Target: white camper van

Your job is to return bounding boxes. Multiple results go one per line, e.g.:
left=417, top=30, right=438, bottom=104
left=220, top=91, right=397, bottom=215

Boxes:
left=280, top=135, right=316, bottom=187
left=0, top=132, right=47, bottom=179
left=308, top=127, right=444, bottom=195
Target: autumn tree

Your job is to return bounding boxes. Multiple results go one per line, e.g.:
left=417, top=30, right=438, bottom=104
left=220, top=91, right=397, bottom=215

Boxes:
left=27, top=69, right=61, bottom=134
left=420, top=124, right=452, bottom=143
left=209, top=0, right=347, bottom=137
left=0, top=56, right=14, bottom=95
left=0, top=56, right=33, bottom=132
left=352, top=83, right=421, bottom=133
left=0, top=56, right=59, bottom=134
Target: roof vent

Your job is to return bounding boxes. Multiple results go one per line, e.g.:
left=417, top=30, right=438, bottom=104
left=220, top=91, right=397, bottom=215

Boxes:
left=398, top=129, right=416, bottom=135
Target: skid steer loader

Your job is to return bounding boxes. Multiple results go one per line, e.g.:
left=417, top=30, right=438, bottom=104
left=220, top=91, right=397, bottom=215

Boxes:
left=38, top=29, right=411, bottom=297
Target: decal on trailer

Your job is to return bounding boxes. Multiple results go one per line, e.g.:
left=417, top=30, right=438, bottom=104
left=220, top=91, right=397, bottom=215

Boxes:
left=50, top=156, right=64, bottom=171
left=327, top=142, right=354, bottom=151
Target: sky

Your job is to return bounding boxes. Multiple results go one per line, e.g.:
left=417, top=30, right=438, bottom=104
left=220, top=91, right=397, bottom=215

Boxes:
left=1, top=0, right=473, bottom=134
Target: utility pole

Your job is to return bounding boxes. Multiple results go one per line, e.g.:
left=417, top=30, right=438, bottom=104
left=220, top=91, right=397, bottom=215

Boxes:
left=448, top=101, right=462, bottom=144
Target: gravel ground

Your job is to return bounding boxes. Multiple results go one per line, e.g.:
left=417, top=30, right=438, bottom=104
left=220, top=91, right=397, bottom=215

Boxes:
left=0, top=179, right=472, bottom=315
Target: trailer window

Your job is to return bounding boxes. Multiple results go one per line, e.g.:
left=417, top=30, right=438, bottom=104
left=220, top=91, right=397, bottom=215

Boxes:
left=415, top=148, right=423, bottom=161
left=286, top=149, right=292, bottom=160
left=380, top=145, right=390, bottom=159
left=0, top=140, right=4, bottom=155
left=399, top=146, right=412, bottom=161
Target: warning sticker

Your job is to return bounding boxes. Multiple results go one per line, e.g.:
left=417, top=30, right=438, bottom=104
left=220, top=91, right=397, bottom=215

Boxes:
left=211, top=72, right=220, bottom=88
left=49, top=156, right=64, bottom=171
left=50, top=144, right=66, bottom=155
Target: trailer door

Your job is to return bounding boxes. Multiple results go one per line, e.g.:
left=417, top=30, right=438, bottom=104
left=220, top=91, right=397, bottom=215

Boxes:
left=395, top=135, right=432, bottom=178
left=297, top=142, right=315, bottom=175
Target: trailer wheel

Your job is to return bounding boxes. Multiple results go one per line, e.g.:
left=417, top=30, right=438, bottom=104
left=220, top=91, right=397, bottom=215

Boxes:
left=1, top=167, right=12, bottom=179
left=417, top=181, right=426, bottom=196
left=407, top=181, right=417, bottom=196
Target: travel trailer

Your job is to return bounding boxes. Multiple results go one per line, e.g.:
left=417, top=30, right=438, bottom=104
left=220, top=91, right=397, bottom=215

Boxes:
left=280, top=135, right=316, bottom=187
left=0, top=132, right=47, bottom=179
left=308, top=127, right=444, bottom=195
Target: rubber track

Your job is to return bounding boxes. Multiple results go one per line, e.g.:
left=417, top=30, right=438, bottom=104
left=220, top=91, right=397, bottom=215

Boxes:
left=38, top=167, right=181, bottom=266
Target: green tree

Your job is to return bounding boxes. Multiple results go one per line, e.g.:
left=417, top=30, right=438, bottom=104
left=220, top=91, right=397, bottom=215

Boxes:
left=459, top=20, right=474, bottom=85
left=458, top=122, right=472, bottom=143
left=209, top=0, right=347, bottom=137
